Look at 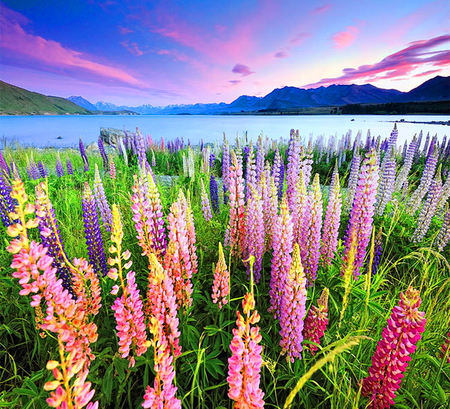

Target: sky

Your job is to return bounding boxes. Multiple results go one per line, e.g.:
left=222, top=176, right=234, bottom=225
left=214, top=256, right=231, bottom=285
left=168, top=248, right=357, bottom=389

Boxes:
left=1, top=0, right=449, bottom=107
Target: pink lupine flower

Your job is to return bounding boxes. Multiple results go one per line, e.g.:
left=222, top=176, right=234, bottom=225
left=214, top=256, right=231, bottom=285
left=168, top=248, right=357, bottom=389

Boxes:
left=211, top=242, right=229, bottom=309
left=303, top=288, right=329, bottom=355
left=200, top=178, right=213, bottom=221
left=279, top=244, right=307, bottom=362
left=269, top=196, right=293, bottom=319
left=178, top=190, right=198, bottom=276
left=109, top=157, right=116, bottom=179
left=362, top=287, right=426, bottom=408
left=291, top=170, right=308, bottom=247
left=227, top=292, right=265, bottom=408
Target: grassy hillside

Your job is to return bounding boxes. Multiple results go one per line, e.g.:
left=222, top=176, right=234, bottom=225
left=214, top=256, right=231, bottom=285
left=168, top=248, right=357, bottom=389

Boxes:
left=0, top=81, right=93, bottom=115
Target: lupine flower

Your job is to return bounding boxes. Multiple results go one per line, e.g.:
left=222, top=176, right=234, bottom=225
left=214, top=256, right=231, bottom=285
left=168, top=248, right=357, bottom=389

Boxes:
left=300, top=173, right=323, bottom=284
left=286, top=130, right=302, bottom=209
left=222, top=137, right=230, bottom=204
left=245, top=143, right=256, bottom=203
left=0, top=171, right=15, bottom=227
left=411, top=172, right=442, bottom=242
left=394, top=137, right=417, bottom=192
left=291, top=170, right=308, bottom=246
left=279, top=243, right=307, bottom=362
left=227, top=291, right=265, bottom=408
left=272, top=149, right=284, bottom=201
left=437, top=172, right=450, bottom=210
left=269, top=196, right=293, bottom=319
left=370, top=227, right=383, bottom=275
left=142, top=317, right=181, bottom=409
left=108, top=205, right=149, bottom=367
left=38, top=161, right=48, bottom=178
left=0, top=150, right=10, bottom=176
left=376, top=148, right=396, bottom=216
left=109, top=157, right=116, bottom=179
left=320, top=166, right=342, bottom=266
left=66, top=159, right=74, bottom=175
left=93, top=164, right=112, bottom=231
left=79, top=138, right=89, bottom=172
left=362, top=287, right=426, bottom=409
left=55, top=157, right=64, bottom=178
left=243, top=185, right=265, bottom=283
left=441, top=332, right=450, bottom=363
left=255, top=135, right=265, bottom=184
left=303, top=288, right=329, bottom=355
left=225, top=150, right=246, bottom=257
left=261, top=172, right=278, bottom=251
left=434, top=209, right=450, bottom=251
left=211, top=242, right=229, bottom=309
left=200, top=178, right=213, bottom=221
left=345, top=152, right=361, bottom=212
left=342, top=148, right=379, bottom=279
left=82, top=183, right=108, bottom=277
left=98, top=137, right=109, bottom=169
left=178, top=190, right=198, bottom=276
left=209, top=174, right=219, bottom=214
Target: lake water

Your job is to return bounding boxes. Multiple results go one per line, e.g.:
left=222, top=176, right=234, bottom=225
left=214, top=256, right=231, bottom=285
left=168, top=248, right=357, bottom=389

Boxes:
left=0, top=114, right=448, bottom=149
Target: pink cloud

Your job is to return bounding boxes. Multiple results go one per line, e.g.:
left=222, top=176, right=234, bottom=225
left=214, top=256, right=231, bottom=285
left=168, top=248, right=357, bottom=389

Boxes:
left=1, top=5, right=146, bottom=88
left=290, top=32, right=310, bottom=45
left=305, top=35, right=450, bottom=88
left=157, top=49, right=190, bottom=62
left=232, top=64, right=255, bottom=77
left=332, top=26, right=359, bottom=48
left=413, top=69, right=442, bottom=78
left=118, top=26, right=134, bottom=35
left=311, top=4, right=331, bottom=15
left=120, top=40, right=145, bottom=56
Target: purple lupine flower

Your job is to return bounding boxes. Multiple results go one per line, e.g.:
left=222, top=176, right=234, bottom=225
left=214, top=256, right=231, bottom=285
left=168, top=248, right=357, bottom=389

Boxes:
left=345, top=152, right=361, bottom=212
left=35, top=182, right=74, bottom=295
left=98, top=137, right=109, bottom=169
left=434, top=209, right=450, bottom=251
left=320, top=165, right=342, bottom=266
left=55, top=158, right=64, bottom=177
left=255, top=136, right=265, bottom=184
left=272, top=149, right=284, bottom=201
left=37, top=161, right=47, bottom=178
left=408, top=144, right=438, bottom=214
left=394, top=136, right=417, bottom=192
left=362, top=287, right=426, bottom=409
left=79, top=137, right=89, bottom=172
left=66, top=158, right=74, bottom=175
left=342, top=148, right=379, bottom=279
left=26, top=160, right=39, bottom=180
left=82, top=182, right=108, bottom=277
left=209, top=153, right=216, bottom=169
left=0, top=172, right=15, bottom=227
left=209, top=174, right=219, bottom=213
left=269, top=196, right=293, bottom=319
left=300, top=173, right=323, bottom=284
left=243, top=186, right=265, bottom=283
left=279, top=243, right=307, bottom=362
left=371, top=228, right=383, bottom=275
left=303, top=288, right=329, bottom=355
left=411, top=172, right=442, bottom=242
left=222, top=137, right=230, bottom=204
left=200, top=178, right=213, bottom=221
left=0, top=150, right=10, bottom=176
left=375, top=148, right=396, bottom=216
left=93, top=164, right=113, bottom=231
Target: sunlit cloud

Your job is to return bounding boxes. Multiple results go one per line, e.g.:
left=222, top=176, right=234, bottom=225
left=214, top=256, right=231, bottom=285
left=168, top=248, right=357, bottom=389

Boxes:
left=232, top=64, right=255, bottom=76
left=332, top=26, right=359, bottom=48
left=413, top=69, right=442, bottom=77
left=306, top=35, right=450, bottom=87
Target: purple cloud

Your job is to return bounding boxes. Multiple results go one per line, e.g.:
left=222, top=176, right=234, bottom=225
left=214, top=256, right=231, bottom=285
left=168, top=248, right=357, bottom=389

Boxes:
left=229, top=80, right=241, bottom=85
left=274, top=50, right=289, bottom=59
left=232, top=63, right=255, bottom=76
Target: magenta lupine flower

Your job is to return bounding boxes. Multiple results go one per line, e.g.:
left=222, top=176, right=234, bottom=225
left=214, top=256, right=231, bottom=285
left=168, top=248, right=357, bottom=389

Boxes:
left=300, top=173, right=323, bottom=284
left=303, top=288, right=329, bottom=355
left=142, top=317, right=181, bottom=409
left=342, top=148, right=379, bottom=279
left=279, top=244, right=307, bottom=362
left=93, top=164, right=112, bottom=231
left=211, top=242, right=229, bottom=309
left=320, top=166, right=342, bottom=266
left=345, top=152, right=361, bottom=212
left=362, top=287, right=426, bottom=409
left=434, top=209, right=450, bottom=251
left=411, top=172, right=442, bottom=242
left=225, top=150, right=246, bottom=257
left=243, top=186, right=265, bottom=283
left=200, top=178, right=213, bottom=221
left=375, top=149, right=396, bottom=216
left=269, top=196, right=294, bottom=319
left=178, top=190, right=198, bottom=276
left=0, top=150, right=10, bottom=176
left=441, top=332, right=450, bottom=363
left=82, top=183, right=108, bottom=277
left=227, top=291, right=265, bottom=408
left=291, top=170, right=308, bottom=246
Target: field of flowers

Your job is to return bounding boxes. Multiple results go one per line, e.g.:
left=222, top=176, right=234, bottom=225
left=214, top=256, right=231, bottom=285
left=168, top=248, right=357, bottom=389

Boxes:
left=0, top=126, right=449, bottom=409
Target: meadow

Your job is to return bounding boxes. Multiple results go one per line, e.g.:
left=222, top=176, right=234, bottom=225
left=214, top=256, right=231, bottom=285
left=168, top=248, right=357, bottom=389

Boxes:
left=0, top=127, right=449, bottom=409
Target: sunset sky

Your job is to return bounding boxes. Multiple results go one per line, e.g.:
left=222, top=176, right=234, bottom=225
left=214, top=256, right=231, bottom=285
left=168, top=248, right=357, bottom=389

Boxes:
left=1, top=0, right=449, bottom=106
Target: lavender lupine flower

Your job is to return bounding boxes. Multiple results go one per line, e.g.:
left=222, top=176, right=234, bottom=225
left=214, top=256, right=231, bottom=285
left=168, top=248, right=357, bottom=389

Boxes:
left=342, top=148, right=379, bottom=279
left=303, top=288, right=329, bottom=355
left=434, top=209, right=450, bottom=251
left=209, top=174, right=219, bottom=214
left=272, top=149, right=284, bottom=201
left=66, top=159, right=74, bottom=175
left=255, top=135, right=265, bottom=183
left=286, top=130, right=302, bottom=209
left=320, top=166, right=342, bottom=266
left=0, top=172, right=15, bottom=227
left=82, top=182, right=108, bottom=277
left=291, top=170, right=307, bottom=248
left=279, top=244, right=307, bottom=362
left=345, top=152, right=361, bottom=212
left=93, top=164, right=112, bottom=231
left=437, top=172, right=450, bottom=211
left=79, top=138, right=89, bottom=172
left=245, top=143, right=256, bottom=203
left=35, top=182, right=74, bottom=295
left=411, top=172, right=442, bottom=242
left=394, top=137, right=417, bottom=192
left=135, top=130, right=149, bottom=169
left=408, top=141, right=438, bottom=214
left=37, top=161, right=48, bottom=178
left=222, top=136, right=230, bottom=204
left=95, top=139, right=107, bottom=170
left=362, top=287, right=426, bottom=409
left=375, top=149, right=396, bottom=216
left=269, top=196, right=293, bottom=319
left=300, top=173, right=323, bottom=284
left=55, top=157, right=64, bottom=178
left=243, top=186, right=265, bottom=283
left=200, top=178, right=212, bottom=221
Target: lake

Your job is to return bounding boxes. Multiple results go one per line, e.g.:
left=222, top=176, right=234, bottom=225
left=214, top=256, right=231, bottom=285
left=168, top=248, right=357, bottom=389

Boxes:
left=0, top=114, right=448, bottom=149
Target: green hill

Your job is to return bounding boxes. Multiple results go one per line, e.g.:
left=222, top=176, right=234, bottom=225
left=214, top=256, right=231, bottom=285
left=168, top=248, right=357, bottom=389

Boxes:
left=0, top=81, right=93, bottom=115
